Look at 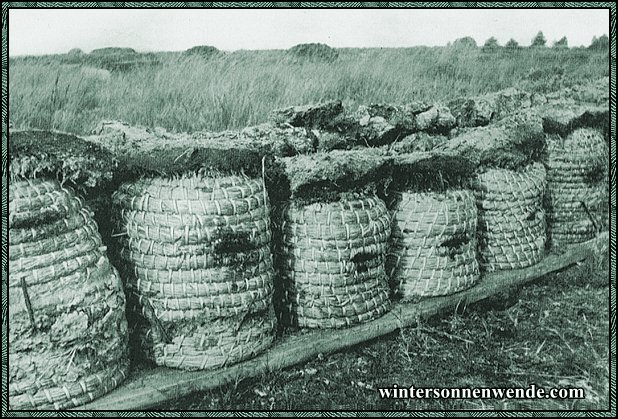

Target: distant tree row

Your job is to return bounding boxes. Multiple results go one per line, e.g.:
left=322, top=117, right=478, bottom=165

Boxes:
left=452, top=32, right=609, bottom=51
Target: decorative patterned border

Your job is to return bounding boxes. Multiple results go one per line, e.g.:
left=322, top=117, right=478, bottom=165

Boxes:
left=1, top=2, right=615, bottom=417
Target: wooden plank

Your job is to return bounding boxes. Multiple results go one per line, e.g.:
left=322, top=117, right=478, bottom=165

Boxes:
left=76, top=233, right=608, bottom=411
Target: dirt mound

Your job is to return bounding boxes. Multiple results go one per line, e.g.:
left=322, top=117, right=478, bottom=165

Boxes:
left=90, top=47, right=137, bottom=56
left=182, top=45, right=221, bottom=58
left=87, top=48, right=158, bottom=72
left=288, top=43, right=339, bottom=62
left=68, top=48, right=84, bottom=56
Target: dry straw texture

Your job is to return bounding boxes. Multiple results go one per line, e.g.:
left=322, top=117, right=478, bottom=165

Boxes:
left=544, top=128, right=608, bottom=247
left=471, top=163, right=547, bottom=272
left=280, top=196, right=392, bottom=329
left=386, top=189, right=480, bottom=299
left=8, top=179, right=129, bottom=410
left=113, top=172, right=275, bottom=371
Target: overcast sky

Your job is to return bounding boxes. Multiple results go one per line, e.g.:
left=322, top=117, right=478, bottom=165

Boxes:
left=8, top=8, right=610, bottom=56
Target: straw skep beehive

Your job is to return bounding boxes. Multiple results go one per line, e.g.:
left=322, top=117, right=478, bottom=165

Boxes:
left=471, top=163, right=547, bottom=272
left=544, top=128, right=608, bottom=247
left=8, top=179, right=129, bottom=410
left=386, top=190, right=479, bottom=299
left=279, top=196, right=392, bottom=328
left=112, top=172, right=276, bottom=370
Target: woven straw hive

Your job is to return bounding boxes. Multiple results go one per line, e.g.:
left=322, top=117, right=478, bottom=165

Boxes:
left=8, top=179, right=129, bottom=410
left=386, top=190, right=480, bottom=299
left=471, top=163, right=547, bottom=272
left=112, top=172, right=275, bottom=370
left=280, top=196, right=392, bottom=328
left=544, top=128, right=608, bottom=246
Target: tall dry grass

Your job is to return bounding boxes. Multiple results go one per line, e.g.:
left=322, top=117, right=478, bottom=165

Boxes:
left=8, top=47, right=609, bottom=135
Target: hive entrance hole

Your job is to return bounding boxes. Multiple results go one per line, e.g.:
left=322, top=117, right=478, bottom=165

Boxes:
left=584, top=164, right=606, bottom=185
left=350, top=251, right=378, bottom=273
left=439, top=233, right=470, bottom=260
left=213, top=228, right=259, bottom=269
left=213, top=229, right=255, bottom=254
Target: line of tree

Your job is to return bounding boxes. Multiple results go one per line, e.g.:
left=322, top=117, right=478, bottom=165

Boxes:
left=589, top=34, right=609, bottom=50
left=457, top=32, right=609, bottom=51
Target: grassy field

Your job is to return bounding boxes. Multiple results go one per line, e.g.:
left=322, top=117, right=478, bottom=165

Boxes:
left=8, top=46, right=609, bottom=135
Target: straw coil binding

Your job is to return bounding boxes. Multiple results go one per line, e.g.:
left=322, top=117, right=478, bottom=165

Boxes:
left=280, top=195, right=392, bottom=329
left=9, top=179, right=129, bottom=410
left=387, top=189, right=479, bottom=299
left=115, top=173, right=275, bottom=371
left=543, top=128, right=608, bottom=246
left=472, top=164, right=547, bottom=272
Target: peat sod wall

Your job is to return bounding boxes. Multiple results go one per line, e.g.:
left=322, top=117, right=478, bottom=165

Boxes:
left=10, top=79, right=609, bottom=231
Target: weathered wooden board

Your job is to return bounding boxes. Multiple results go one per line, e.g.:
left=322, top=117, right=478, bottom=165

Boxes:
left=75, top=233, right=608, bottom=411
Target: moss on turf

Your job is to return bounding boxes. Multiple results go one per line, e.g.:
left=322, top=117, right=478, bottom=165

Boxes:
left=9, top=129, right=117, bottom=191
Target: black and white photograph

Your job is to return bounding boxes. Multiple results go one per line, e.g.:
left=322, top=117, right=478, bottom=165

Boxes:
left=3, top=4, right=614, bottom=414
